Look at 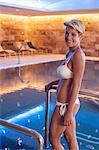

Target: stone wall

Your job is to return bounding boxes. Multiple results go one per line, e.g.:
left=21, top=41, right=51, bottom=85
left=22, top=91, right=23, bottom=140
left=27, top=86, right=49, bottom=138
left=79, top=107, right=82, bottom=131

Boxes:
left=0, top=13, right=99, bottom=56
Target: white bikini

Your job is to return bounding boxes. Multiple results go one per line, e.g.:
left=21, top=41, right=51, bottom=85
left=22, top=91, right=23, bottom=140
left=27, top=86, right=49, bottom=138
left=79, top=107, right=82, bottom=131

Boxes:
left=56, top=51, right=79, bottom=116
left=57, top=52, right=73, bottom=79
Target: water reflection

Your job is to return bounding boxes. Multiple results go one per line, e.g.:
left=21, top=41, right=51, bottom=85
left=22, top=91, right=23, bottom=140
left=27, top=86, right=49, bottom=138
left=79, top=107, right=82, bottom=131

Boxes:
left=0, top=61, right=59, bottom=94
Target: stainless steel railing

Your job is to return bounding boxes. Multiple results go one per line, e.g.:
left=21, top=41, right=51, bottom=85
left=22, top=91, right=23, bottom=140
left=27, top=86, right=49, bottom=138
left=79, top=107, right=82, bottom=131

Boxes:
left=0, top=119, right=44, bottom=150
left=45, top=84, right=59, bottom=148
left=18, top=46, right=22, bottom=65
left=45, top=83, right=99, bottom=148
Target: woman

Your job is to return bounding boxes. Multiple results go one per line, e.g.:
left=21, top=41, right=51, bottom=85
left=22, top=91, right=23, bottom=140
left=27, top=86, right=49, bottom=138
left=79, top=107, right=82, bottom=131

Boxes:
left=46, top=19, right=86, bottom=150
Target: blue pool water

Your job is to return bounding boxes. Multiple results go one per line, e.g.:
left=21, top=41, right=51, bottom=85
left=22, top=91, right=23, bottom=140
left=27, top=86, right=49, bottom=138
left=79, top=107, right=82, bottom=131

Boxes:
left=0, top=89, right=99, bottom=150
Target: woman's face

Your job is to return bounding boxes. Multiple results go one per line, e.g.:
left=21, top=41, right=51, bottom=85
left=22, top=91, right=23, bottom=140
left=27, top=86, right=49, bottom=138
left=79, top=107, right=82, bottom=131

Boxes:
left=65, top=26, right=81, bottom=48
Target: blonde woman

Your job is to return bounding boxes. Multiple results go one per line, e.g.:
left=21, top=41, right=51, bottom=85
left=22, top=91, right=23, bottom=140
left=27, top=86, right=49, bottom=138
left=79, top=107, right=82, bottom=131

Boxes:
left=46, top=19, right=85, bottom=150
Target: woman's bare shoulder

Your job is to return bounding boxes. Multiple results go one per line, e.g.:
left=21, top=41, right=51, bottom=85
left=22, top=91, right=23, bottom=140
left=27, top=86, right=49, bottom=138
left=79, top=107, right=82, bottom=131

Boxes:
left=72, top=49, right=86, bottom=79
left=74, top=49, right=86, bottom=62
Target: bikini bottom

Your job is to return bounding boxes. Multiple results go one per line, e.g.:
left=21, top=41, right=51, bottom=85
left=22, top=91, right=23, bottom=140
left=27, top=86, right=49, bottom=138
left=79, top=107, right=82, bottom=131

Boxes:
left=56, top=98, right=79, bottom=116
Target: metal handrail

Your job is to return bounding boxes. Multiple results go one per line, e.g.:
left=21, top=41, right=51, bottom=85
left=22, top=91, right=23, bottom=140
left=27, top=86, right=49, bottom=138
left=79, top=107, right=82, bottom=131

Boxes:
left=0, top=119, right=44, bottom=150
left=18, top=46, right=22, bottom=64
left=45, top=83, right=99, bottom=148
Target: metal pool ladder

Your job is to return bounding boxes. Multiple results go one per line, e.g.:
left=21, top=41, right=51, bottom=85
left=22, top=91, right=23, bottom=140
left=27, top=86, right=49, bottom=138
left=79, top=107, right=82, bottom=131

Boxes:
left=45, top=83, right=57, bottom=148
left=45, top=82, right=99, bottom=148
left=0, top=119, right=44, bottom=150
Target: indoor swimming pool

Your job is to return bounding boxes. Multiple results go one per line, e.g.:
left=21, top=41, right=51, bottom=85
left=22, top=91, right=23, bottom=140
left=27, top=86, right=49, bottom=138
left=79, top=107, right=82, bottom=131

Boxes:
left=0, top=88, right=99, bottom=150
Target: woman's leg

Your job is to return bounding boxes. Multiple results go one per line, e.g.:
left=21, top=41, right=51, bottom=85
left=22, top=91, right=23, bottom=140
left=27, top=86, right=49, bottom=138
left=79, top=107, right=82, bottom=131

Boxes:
left=49, top=106, right=66, bottom=150
left=64, top=117, right=78, bottom=150
left=64, top=103, right=80, bottom=150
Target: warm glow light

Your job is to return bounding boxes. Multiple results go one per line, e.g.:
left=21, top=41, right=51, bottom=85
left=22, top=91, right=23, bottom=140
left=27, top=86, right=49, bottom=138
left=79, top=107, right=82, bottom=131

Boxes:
left=0, top=14, right=28, bottom=18
left=31, top=13, right=99, bottom=19
left=0, top=12, right=99, bottom=19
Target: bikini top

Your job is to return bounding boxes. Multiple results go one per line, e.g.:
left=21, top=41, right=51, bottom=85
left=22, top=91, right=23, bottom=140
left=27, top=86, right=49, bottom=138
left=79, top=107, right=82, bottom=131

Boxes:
left=57, top=51, right=75, bottom=79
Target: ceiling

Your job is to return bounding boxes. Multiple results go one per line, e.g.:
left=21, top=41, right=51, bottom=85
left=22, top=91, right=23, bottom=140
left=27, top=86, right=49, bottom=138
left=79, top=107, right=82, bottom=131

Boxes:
left=0, top=0, right=99, bottom=16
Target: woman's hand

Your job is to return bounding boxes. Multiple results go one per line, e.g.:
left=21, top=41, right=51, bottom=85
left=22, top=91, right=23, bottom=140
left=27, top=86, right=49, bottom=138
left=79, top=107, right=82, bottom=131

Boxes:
left=63, top=111, right=73, bottom=126
left=45, top=84, right=52, bottom=92
left=45, top=80, right=59, bottom=92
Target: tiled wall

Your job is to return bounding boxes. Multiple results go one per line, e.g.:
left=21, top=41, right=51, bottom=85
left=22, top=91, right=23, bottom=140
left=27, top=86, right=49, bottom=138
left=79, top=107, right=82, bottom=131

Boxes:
left=0, top=14, right=99, bottom=56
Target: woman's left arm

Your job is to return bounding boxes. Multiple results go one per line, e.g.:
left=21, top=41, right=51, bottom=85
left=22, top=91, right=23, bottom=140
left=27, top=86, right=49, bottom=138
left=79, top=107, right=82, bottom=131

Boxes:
left=67, top=51, right=86, bottom=113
